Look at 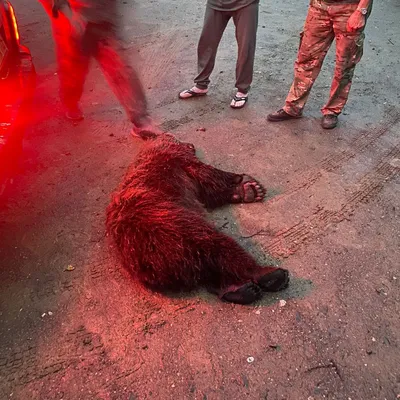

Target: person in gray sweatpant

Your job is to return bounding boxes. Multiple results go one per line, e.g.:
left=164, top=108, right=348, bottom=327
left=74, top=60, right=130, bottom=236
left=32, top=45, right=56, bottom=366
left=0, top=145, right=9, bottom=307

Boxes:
left=179, top=0, right=259, bottom=109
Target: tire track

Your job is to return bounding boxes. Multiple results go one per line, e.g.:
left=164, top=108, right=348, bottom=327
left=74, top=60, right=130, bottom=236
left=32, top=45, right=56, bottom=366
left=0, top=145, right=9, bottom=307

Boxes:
left=157, top=98, right=227, bottom=131
left=0, top=325, right=105, bottom=388
left=265, top=144, right=400, bottom=257
left=140, top=30, right=191, bottom=89
left=160, top=115, right=193, bottom=132
left=272, top=108, right=400, bottom=200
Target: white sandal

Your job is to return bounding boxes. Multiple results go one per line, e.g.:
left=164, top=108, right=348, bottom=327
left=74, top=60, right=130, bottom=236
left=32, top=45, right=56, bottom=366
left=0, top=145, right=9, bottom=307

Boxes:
left=230, top=92, right=248, bottom=109
left=179, top=87, right=208, bottom=99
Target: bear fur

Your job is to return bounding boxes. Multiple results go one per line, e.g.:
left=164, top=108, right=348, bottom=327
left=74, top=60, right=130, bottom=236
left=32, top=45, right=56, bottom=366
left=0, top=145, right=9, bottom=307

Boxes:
left=106, top=135, right=289, bottom=304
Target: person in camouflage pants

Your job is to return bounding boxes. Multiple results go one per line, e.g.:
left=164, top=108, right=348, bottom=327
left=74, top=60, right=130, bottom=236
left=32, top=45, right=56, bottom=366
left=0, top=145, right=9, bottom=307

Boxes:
left=39, top=0, right=161, bottom=138
left=268, top=0, right=373, bottom=129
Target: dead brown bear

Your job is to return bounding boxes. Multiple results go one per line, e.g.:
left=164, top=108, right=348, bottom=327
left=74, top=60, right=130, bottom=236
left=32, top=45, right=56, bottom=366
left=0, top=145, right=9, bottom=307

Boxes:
left=106, top=135, right=289, bottom=304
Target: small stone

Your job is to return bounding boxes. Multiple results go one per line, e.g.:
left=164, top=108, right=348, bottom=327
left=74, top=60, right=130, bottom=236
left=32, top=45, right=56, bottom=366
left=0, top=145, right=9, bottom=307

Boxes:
left=65, top=265, right=75, bottom=271
left=48, top=311, right=53, bottom=316
left=41, top=313, right=46, bottom=318
left=196, top=127, right=206, bottom=132
left=255, top=310, right=261, bottom=315
left=279, top=299, right=287, bottom=307
left=247, top=357, right=254, bottom=363
left=372, top=337, right=376, bottom=342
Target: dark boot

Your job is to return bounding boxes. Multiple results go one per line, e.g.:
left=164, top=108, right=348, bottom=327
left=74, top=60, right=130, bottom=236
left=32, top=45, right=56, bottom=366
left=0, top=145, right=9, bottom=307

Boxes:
left=65, top=104, right=84, bottom=122
left=321, top=114, right=338, bottom=129
left=267, top=109, right=302, bottom=122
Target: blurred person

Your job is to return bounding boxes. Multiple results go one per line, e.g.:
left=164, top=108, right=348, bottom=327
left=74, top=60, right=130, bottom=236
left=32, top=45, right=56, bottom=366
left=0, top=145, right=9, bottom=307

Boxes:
left=39, top=0, right=161, bottom=137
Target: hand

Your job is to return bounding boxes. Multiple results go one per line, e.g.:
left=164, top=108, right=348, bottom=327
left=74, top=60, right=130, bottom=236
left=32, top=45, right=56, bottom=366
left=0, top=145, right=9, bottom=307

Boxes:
left=51, top=0, right=69, bottom=18
left=52, top=1, right=87, bottom=38
left=68, top=11, right=87, bottom=38
left=346, top=10, right=366, bottom=32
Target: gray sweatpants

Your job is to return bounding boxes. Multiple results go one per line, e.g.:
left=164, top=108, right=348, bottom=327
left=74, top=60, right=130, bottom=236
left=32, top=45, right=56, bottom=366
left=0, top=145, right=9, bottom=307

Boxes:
left=194, top=2, right=259, bottom=94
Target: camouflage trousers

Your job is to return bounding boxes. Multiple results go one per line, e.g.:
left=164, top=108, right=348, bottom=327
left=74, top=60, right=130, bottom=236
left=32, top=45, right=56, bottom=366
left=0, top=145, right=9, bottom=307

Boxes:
left=39, top=1, right=149, bottom=126
left=284, top=0, right=367, bottom=116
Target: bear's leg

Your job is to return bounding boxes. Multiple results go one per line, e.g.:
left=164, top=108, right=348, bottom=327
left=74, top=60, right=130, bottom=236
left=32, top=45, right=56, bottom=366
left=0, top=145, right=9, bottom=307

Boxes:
left=206, top=282, right=263, bottom=305
left=135, top=206, right=290, bottom=303
left=108, top=197, right=288, bottom=304
left=197, top=228, right=289, bottom=304
left=184, top=161, right=266, bottom=208
left=209, top=267, right=289, bottom=304
left=206, top=250, right=289, bottom=304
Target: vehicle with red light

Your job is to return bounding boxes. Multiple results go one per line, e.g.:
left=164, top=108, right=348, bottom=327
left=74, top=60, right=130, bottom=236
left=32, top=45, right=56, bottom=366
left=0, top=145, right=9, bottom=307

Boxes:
left=0, top=0, right=36, bottom=195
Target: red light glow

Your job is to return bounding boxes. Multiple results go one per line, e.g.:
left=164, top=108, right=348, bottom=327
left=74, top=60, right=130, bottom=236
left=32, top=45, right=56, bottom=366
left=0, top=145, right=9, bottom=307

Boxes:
left=7, top=1, right=20, bottom=44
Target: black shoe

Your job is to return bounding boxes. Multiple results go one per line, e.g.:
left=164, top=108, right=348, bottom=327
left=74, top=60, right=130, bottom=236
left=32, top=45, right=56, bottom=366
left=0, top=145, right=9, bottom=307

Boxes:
left=131, top=118, right=165, bottom=140
left=267, top=109, right=302, bottom=122
left=66, top=105, right=84, bottom=122
left=321, top=114, right=338, bottom=129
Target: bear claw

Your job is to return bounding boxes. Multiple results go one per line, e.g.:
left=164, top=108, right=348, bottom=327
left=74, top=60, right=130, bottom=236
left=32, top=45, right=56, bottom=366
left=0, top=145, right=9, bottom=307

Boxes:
left=220, top=282, right=263, bottom=304
left=231, top=175, right=266, bottom=203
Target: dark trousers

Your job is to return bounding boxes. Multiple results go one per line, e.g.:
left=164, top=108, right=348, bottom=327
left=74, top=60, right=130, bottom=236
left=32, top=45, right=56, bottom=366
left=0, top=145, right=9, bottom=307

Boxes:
left=194, top=2, right=259, bottom=94
left=41, top=2, right=149, bottom=126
